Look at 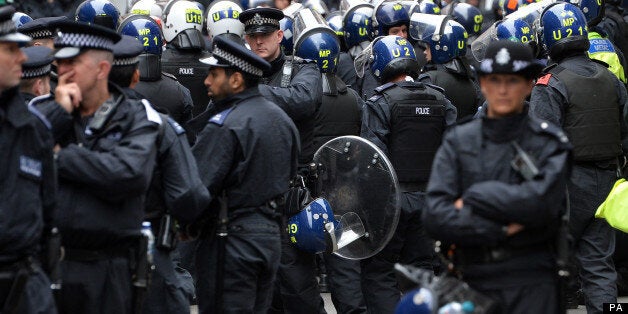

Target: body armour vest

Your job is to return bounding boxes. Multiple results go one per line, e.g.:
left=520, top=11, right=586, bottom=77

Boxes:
left=312, top=75, right=361, bottom=151
left=552, top=63, right=622, bottom=161
left=161, top=47, right=211, bottom=117
left=422, top=60, right=480, bottom=120
left=380, top=82, right=448, bottom=182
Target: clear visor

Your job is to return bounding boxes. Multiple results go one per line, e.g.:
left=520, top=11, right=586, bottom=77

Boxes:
left=470, top=22, right=498, bottom=62
left=409, top=13, right=447, bottom=41
left=294, top=7, right=328, bottom=41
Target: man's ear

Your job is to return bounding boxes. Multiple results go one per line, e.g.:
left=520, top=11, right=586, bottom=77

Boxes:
left=230, top=71, right=245, bottom=90
left=130, top=68, right=141, bottom=88
left=276, top=29, right=284, bottom=45
left=97, top=60, right=112, bottom=80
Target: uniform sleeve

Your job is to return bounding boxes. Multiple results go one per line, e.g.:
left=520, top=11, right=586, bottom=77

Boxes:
left=358, top=71, right=380, bottom=100
left=34, top=100, right=74, bottom=144
left=191, top=123, right=238, bottom=202
left=529, top=78, right=567, bottom=126
left=424, top=130, right=507, bottom=246
left=462, top=134, right=570, bottom=227
left=38, top=122, right=57, bottom=230
left=360, top=98, right=390, bottom=154
left=178, top=83, right=194, bottom=124
left=444, top=98, right=458, bottom=126
left=56, top=105, right=159, bottom=201
left=258, top=62, right=322, bottom=122
left=160, top=126, right=210, bottom=224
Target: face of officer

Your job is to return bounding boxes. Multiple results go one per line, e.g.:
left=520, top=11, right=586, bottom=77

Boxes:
left=423, top=45, right=431, bottom=62
left=33, top=38, right=55, bottom=50
left=245, top=29, right=284, bottom=61
left=479, top=73, right=534, bottom=118
left=204, top=67, right=246, bottom=101
left=387, top=24, right=408, bottom=39
left=0, top=42, right=27, bottom=92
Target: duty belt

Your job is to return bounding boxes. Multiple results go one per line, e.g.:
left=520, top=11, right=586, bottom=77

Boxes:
left=454, top=244, right=550, bottom=265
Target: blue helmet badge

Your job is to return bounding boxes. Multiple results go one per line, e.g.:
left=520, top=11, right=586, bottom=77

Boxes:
left=75, top=0, right=121, bottom=30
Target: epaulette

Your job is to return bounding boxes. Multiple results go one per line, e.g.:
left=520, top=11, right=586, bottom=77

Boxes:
left=27, top=100, right=52, bottom=130
left=418, top=72, right=432, bottom=82
left=141, top=99, right=163, bottom=125
left=530, top=118, right=570, bottom=145
left=374, top=82, right=396, bottom=94
left=161, top=71, right=178, bottom=81
left=367, top=94, right=383, bottom=103
left=167, top=116, right=186, bottom=135
left=424, top=82, right=445, bottom=93
left=208, top=107, right=235, bottom=126
left=536, top=73, right=552, bottom=86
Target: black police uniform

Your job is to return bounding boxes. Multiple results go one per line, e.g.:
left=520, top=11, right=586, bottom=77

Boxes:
left=357, top=68, right=380, bottom=101
left=424, top=105, right=570, bottom=313
left=530, top=54, right=628, bottom=313
left=361, top=80, right=457, bottom=314
left=33, top=81, right=160, bottom=313
left=419, top=59, right=484, bottom=121
left=121, top=85, right=210, bottom=314
left=134, top=72, right=194, bottom=126
left=192, top=87, right=299, bottom=313
left=161, top=45, right=211, bottom=117
left=336, top=51, right=358, bottom=88
left=1, top=86, right=57, bottom=314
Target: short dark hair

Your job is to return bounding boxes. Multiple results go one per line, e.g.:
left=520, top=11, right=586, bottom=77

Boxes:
left=225, top=67, right=260, bottom=89
left=108, top=64, right=138, bottom=87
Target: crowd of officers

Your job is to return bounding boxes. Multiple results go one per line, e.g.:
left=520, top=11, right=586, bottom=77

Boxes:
left=2, top=0, right=628, bottom=313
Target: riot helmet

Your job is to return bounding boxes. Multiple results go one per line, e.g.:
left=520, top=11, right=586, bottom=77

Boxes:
left=293, top=8, right=341, bottom=73
left=12, top=12, right=32, bottom=28
left=340, top=0, right=374, bottom=57
left=417, top=0, right=441, bottom=14
left=75, top=0, right=121, bottom=30
left=362, top=35, right=420, bottom=82
left=470, top=18, right=535, bottom=61
left=373, top=1, right=410, bottom=37
left=130, top=0, right=164, bottom=16
left=205, top=0, right=244, bottom=40
left=394, top=288, right=437, bottom=314
left=288, top=198, right=343, bottom=254
left=410, top=13, right=468, bottom=63
left=280, top=16, right=295, bottom=55
left=536, top=2, right=588, bottom=56
left=327, top=11, right=348, bottom=50
left=118, top=14, right=164, bottom=80
left=162, top=0, right=204, bottom=49
left=568, top=0, right=604, bottom=27
left=442, top=2, right=482, bottom=37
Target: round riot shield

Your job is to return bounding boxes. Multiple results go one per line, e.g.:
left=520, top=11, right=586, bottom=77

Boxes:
left=313, top=136, right=401, bottom=260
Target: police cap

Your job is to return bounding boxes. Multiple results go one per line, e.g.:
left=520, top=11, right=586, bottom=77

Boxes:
left=112, top=35, right=144, bottom=67
left=18, top=16, right=67, bottom=40
left=0, top=6, right=31, bottom=43
left=239, top=7, right=284, bottom=35
left=477, top=39, right=543, bottom=79
left=22, top=46, right=54, bottom=79
left=53, top=20, right=121, bottom=60
left=199, top=35, right=270, bottom=78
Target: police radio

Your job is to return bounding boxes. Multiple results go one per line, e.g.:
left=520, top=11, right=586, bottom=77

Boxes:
left=510, top=141, right=540, bottom=181
left=88, top=94, right=123, bottom=133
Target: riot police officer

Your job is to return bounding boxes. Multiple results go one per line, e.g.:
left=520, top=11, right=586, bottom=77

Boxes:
left=335, top=0, right=374, bottom=91
left=161, top=0, right=212, bottom=117
left=19, top=46, right=54, bottom=104
left=0, top=6, right=57, bottom=314
left=357, top=35, right=457, bottom=314
left=442, top=2, right=484, bottom=71
left=413, top=13, right=483, bottom=120
left=529, top=3, right=628, bottom=313
left=75, top=0, right=121, bottom=30
left=31, top=20, right=161, bottom=314
left=326, top=11, right=358, bottom=88
left=239, top=7, right=324, bottom=313
left=192, top=35, right=300, bottom=314
left=109, top=35, right=211, bottom=314
left=119, top=14, right=195, bottom=128
left=426, top=38, right=569, bottom=314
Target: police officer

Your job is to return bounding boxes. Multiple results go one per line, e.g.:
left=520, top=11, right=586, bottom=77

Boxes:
left=442, top=2, right=484, bottom=72
left=0, top=6, right=57, bottom=314
left=529, top=3, right=628, bottom=313
left=19, top=46, right=54, bottom=104
left=191, top=35, right=299, bottom=314
left=293, top=12, right=367, bottom=313
left=119, top=15, right=195, bottom=127
left=18, top=16, right=68, bottom=49
left=358, top=35, right=457, bottom=314
left=425, top=39, right=569, bottom=313
left=161, top=0, right=212, bottom=117
left=31, top=20, right=161, bottom=313
left=109, top=35, right=211, bottom=314
left=326, top=11, right=358, bottom=88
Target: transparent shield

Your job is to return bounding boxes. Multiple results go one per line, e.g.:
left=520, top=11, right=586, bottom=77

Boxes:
left=293, top=7, right=329, bottom=44
left=409, top=13, right=447, bottom=41
left=314, top=136, right=401, bottom=260
left=470, top=22, right=498, bottom=62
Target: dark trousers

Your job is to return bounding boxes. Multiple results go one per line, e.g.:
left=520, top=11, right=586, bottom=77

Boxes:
left=323, top=252, right=367, bottom=314
left=56, top=257, right=133, bottom=314
left=474, top=282, right=559, bottom=314
left=568, top=165, right=618, bottom=313
left=142, top=248, right=190, bottom=314
left=361, top=191, right=434, bottom=314
left=269, top=237, right=327, bottom=314
left=195, top=212, right=281, bottom=314
left=0, top=265, right=57, bottom=314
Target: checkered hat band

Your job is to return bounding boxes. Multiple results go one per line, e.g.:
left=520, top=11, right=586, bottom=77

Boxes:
left=244, top=17, right=279, bottom=27
left=0, top=19, right=16, bottom=35
left=22, top=64, right=51, bottom=78
left=55, top=32, right=114, bottom=50
left=213, top=46, right=263, bottom=77
left=113, top=56, right=139, bottom=66
left=26, top=29, right=54, bottom=39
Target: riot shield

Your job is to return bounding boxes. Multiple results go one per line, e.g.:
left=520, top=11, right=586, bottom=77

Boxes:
left=313, top=136, right=401, bottom=259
